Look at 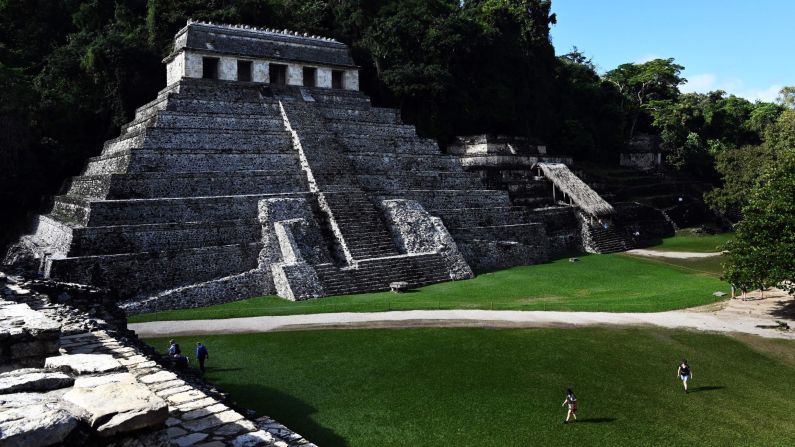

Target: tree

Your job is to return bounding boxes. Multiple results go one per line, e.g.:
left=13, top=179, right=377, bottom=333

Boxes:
left=723, top=149, right=795, bottom=293
left=704, top=144, right=776, bottom=217
left=777, top=86, right=795, bottom=109
left=745, top=102, right=784, bottom=134
left=553, top=47, right=623, bottom=159
left=604, top=58, right=685, bottom=140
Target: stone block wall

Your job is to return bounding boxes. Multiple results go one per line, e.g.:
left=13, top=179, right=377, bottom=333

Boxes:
left=166, top=51, right=185, bottom=85
left=620, top=152, right=661, bottom=171
left=381, top=199, right=473, bottom=280
left=0, top=301, right=60, bottom=370
left=0, top=275, right=313, bottom=446
left=317, top=67, right=332, bottom=88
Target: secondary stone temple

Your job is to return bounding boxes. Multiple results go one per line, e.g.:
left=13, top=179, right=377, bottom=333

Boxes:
left=6, top=21, right=663, bottom=313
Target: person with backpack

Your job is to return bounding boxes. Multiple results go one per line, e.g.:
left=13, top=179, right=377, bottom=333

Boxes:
left=562, top=388, right=578, bottom=423
left=168, top=339, right=181, bottom=357
left=196, top=342, right=209, bottom=373
left=677, top=359, right=692, bottom=393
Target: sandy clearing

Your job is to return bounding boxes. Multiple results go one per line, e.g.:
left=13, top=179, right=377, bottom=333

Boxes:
left=129, top=289, right=794, bottom=340
left=625, top=249, right=724, bottom=259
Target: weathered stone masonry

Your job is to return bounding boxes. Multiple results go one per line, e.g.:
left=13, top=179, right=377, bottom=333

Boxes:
left=0, top=275, right=314, bottom=447
left=4, top=21, right=656, bottom=311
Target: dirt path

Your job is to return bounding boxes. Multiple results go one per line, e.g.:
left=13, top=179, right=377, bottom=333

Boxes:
left=129, top=290, right=794, bottom=339
left=625, top=249, right=724, bottom=259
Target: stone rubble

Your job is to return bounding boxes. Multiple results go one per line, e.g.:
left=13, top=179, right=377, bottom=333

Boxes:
left=0, top=368, right=74, bottom=394
left=0, top=276, right=317, bottom=446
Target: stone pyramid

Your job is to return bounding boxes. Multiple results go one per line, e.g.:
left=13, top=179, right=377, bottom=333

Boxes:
left=8, top=21, right=581, bottom=312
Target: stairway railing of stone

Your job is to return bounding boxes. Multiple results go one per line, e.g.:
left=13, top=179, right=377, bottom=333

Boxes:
left=277, top=100, right=355, bottom=265
left=536, top=162, right=615, bottom=217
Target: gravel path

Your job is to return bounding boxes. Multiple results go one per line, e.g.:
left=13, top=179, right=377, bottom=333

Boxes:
left=130, top=293, right=794, bottom=340
left=625, top=249, right=724, bottom=259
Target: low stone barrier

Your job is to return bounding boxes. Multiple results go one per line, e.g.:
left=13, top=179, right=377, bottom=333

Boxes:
left=0, top=275, right=317, bottom=447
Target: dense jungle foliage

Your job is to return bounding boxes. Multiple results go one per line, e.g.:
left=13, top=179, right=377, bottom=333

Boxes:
left=1, top=0, right=792, bottom=289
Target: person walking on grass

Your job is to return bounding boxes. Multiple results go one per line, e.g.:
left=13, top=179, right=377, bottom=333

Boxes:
left=677, top=359, right=692, bottom=393
left=562, top=388, right=578, bottom=423
left=196, top=342, right=209, bottom=373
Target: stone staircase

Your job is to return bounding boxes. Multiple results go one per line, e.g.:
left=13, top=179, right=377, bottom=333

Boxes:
left=314, top=253, right=451, bottom=296
left=583, top=221, right=634, bottom=253
left=320, top=192, right=400, bottom=260
left=304, top=87, right=555, bottom=270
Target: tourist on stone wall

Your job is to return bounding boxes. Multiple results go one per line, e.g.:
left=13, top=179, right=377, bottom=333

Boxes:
left=196, top=342, right=209, bottom=373
left=562, top=389, right=578, bottom=423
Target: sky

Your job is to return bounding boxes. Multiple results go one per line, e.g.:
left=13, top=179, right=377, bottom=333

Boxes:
left=550, top=0, right=795, bottom=102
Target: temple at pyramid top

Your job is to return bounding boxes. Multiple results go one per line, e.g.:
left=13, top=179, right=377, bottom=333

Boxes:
left=164, top=20, right=360, bottom=90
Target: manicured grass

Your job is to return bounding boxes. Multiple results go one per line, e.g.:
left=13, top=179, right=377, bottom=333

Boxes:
left=129, top=254, right=729, bottom=323
left=146, top=328, right=795, bottom=446
left=647, top=232, right=734, bottom=253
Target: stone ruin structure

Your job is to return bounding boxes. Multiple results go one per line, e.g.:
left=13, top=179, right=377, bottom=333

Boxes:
left=620, top=133, right=663, bottom=171
left=448, top=135, right=674, bottom=253
left=0, top=273, right=313, bottom=446
left=4, top=21, right=671, bottom=313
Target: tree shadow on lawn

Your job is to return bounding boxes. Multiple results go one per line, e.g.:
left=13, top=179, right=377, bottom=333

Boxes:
left=770, top=298, right=795, bottom=322
left=575, top=417, right=617, bottom=424
left=688, top=386, right=725, bottom=393
left=221, top=383, right=349, bottom=446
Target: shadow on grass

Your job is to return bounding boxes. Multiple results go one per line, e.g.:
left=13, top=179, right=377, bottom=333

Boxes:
left=219, top=383, right=348, bottom=446
left=688, top=386, right=725, bottom=393
left=575, top=417, right=617, bottom=424
left=207, top=367, right=244, bottom=373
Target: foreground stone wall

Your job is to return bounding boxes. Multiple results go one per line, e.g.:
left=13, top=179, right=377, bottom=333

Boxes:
left=0, top=273, right=316, bottom=447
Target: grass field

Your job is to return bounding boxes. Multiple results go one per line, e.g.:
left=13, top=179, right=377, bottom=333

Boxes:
left=146, top=328, right=795, bottom=446
left=646, top=232, right=733, bottom=253
left=129, top=254, right=729, bottom=323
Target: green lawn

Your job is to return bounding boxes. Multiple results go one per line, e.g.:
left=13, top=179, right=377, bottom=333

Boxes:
left=146, top=328, right=795, bottom=446
left=129, top=254, right=729, bottom=323
left=647, top=232, right=734, bottom=253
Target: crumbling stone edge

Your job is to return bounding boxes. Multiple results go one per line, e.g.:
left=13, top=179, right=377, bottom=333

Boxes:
left=1, top=270, right=318, bottom=447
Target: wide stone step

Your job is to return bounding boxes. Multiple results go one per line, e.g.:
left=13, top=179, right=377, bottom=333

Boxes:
left=85, top=150, right=301, bottom=175
left=316, top=106, right=401, bottom=125
left=165, top=98, right=281, bottom=116
left=142, top=111, right=285, bottom=132
left=358, top=173, right=484, bottom=191
left=434, top=207, right=536, bottom=229
left=337, top=135, right=441, bottom=155
left=68, top=171, right=308, bottom=199
left=326, top=121, right=417, bottom=138
left=138, top=128, right=292, bottom=151
left=347, top=153, right=464, bottom=173
left=49, top=243, right=261, bottom=299
left=381, top=189, right=512, bottom=210
left=69, top=219, right=260, bottom=256
left=62, top=192, right=310, bottom=226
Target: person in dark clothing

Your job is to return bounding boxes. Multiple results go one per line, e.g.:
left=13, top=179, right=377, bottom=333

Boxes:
left=562, top=388, right=578, bottom=423
left=174, top=354, right=189, bottom=370
left=196, top=342, right=209, bottom=373
left=677, top=359, right=692, bottom=393
left=168, top=339, right=181, bottom=357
